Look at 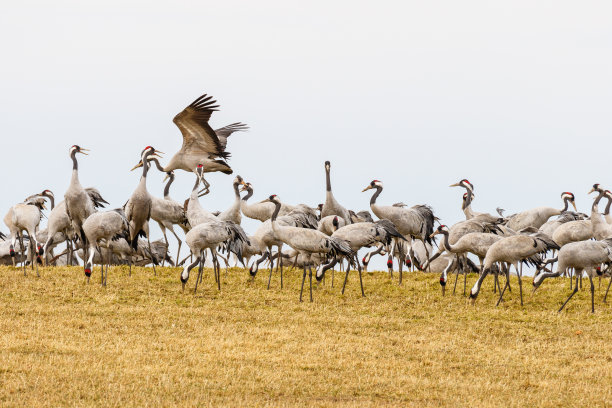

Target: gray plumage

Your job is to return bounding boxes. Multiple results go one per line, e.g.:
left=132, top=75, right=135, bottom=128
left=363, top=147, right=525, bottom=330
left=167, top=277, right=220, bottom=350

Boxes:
left=180, top=218, right=250, bottom=290
left=469, top=232, right=560, bottom=302
left=318, top=215, right=346, bottom=236
left=505, top=192, right=577, bottom=231
left=163, top=94, right=247, bottom=175
left=239, top=182, right=295, bottom=222
left=552, top=220, right=593, bottom=247
left=533, top=239, right=612, bottom=312
left=217, top=175, right=244, bottom=225
left=82, top=208, right=130, bottom=284
left=64, top=145, right=96, bottom=244
left=321, top=161, right=352, bottom=225
left=150, top=171, right=189, bottom=264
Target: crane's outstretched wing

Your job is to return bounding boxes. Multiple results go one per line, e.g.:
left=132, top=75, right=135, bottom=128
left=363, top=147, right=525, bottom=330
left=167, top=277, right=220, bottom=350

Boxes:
left=172, top=94, right=230, bottom=160
left=215, top=122, right=249, bottom=150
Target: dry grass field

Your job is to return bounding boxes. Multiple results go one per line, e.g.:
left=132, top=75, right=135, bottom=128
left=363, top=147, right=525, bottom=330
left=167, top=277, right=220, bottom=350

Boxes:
left=0, top=264, right=611, bottom=407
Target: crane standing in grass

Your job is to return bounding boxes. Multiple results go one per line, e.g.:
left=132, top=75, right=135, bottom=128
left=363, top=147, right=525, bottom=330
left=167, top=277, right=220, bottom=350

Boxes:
left=362, top=180, right=436, bottom=283
left=265, top=195, right=354, bottom=302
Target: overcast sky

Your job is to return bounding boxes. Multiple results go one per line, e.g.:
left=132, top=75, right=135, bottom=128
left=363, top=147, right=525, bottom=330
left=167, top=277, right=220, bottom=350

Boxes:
left=1, top=1, right=610, bottom=270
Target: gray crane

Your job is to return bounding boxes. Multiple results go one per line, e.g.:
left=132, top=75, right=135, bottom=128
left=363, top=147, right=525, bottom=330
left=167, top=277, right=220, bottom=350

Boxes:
left=82, top=209, right=130, bottom=285
left=4, top=193, right=52, bottom=275
left=362, top=180, right=436, bottom=283
left=317, top=215, right=346, bottom=236
left=64, top=146, right=96, bottom=254
left=430, top=225, right=504, bottom=296
left=469, top=233, right=559, bottom=305
left=43, top=187, right=108, bottom=266
left=348, top=210, right=374, bottom=223
left=217, top=175, right=245, bottom=225
left=149, top=171, right=189, bottom=265
left=321, top=161, right=352, bottom=225
left=180, top=217, right=249, bottom=293
left=265, top=195, right=353, bottom=302
left=533, top=239, right=612, bottom=313
left=239, top=182, right=295, bottom=222
left=588, top=184, right=612, bottom=240
left=159, top=93, right=248, bottom=175
left=605, top=190, right=612, bottom=224
left=552, top=220, right=593, bottom=247
left=505, top=192, right=577, bottom=231
left=184, top=164, right=217, bottom=227
left=249, top=206, right=318, bottom=289
left=125, top=146, right=163, bottom=275
left=316, top=219, right=406, bottom=296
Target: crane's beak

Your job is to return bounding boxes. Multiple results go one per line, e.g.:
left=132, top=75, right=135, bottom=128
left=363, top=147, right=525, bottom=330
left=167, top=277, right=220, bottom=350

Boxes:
left=79, top=148, right=90, bottom=155
left=429, top=231, right=439, bottom=239
left=152, top=151, right=164, bottom=158
left=239, top=184, right=248, bottom=192
left=588, top=187, right=597, bottom=194
left=571, top=200, right=577, bottom=212
left=362, top=185, right=373, bottom=192
left=449, top=182, right=461, bottom=187
left=130, top=161, right=144, bottom=171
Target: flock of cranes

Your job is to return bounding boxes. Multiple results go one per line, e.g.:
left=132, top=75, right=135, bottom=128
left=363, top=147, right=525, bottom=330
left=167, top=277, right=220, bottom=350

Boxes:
left=2, top=92, right=612, bottom=313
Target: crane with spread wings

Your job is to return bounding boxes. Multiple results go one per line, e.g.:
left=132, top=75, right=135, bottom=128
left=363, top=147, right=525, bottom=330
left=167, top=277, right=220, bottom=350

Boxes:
left=134, top=93, right=248, bottom=176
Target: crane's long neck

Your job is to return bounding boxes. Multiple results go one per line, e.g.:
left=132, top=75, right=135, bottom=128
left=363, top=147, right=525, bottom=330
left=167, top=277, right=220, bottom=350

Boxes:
left=241, top=188, right=253, bottom=202
left=233, top=182, right=240, bottom=201
left=71, top=151, right=78, bottom=171
left=441, top=231, right=453, bottom=252
left=325, top=167, right=332, bottom=192
left=370, top=187, right=382, bottom=206
left=70, top=151, right=81, bottom=186
left=592, top=191, right=605, bottom=213
left=47, top=196, right=55, bottom=210
left=149, top=158, right=165, bottom=172
left=562, top=197, right=570, bottom=212
left=605, top=197, right=612, bottom=216
left=163, top=174, right=174, bottom=198
left=270, top=200, right=282, bottom=235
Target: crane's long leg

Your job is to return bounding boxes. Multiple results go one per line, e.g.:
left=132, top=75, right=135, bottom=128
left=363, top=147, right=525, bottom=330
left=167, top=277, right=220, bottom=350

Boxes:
left=194, top=252, right=204, bottom=294
left=159, top=224, right=169, bottom=268
left=604, top=273, right=612, bottom=303
left=267, top=249, right=275, bottom=290
left=213, top=251, right=221, bottom=291
left=341, top=262, right=351, bottom=295
left=496, top=264, right=511, bottom=306
left=398, top=241, right=404, bottom=285
left=67, top=238, right=73, bottom=267
left=299, top=265, right=307, bottom=302
left=453, top=255, right=461, bottom=295
left=147, top=236, right=156, bottom=276
left=278, top=245, right=284, bottom=289
left=463, top=255, right=468, bottom=296
left=356, top=255, right=365, bottom=297
left=559, top=274, right=580, bottom=313
left=19, top=234, right=26, bottom=276
left=308, top=264, right=313, bottom=303
left=589, top=274, right=595, bottom=313
left=518, top=262, right=524, bottom=306
left=579, top=271, right=583, bottom=290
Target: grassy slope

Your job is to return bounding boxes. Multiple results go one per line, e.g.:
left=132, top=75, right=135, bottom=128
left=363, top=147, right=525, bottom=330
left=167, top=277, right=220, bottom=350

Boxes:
left=0, top=265, right=611, bottom=407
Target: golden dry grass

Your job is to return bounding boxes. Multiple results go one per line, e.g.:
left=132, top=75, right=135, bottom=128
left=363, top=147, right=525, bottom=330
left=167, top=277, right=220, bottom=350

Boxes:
left=0, top=264, right=611, bottom=407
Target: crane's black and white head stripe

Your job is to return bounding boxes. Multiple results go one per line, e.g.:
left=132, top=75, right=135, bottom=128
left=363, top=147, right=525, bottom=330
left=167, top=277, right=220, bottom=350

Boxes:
left=324, top=161, right=331, bottom=171
left=362, top=180, right=383, bottom=192
left=430, top=224, right=449, bottom=238
left=588, top=184, right=602, bottom=194
left=561, top=192, right=574, bottom=201
left=69, top=145, right=89, bottom=156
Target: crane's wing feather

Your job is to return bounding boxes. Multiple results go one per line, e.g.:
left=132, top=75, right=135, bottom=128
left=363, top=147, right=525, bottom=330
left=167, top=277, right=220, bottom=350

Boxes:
left=215, top=122, right=249, bottom=148
left=172, top=94, right=230, bottom=160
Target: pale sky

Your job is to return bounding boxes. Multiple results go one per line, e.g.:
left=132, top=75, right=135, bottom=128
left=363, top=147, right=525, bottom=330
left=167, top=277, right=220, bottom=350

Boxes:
left=1, top=1, right=611, bottom=270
